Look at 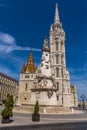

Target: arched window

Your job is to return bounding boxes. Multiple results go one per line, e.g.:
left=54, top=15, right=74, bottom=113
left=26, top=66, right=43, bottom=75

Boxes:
left=56, top=55, right=58, bottom=64
left=61, top=41, right=63, bottom=51
left=25, top=83, right=28, bottom=91
left=57, top=95, right=59, bottom=101
left=56, top=68, right=59, bottom=78
left=55, top=42, right=58, bottom=51
left=61, top=55, right=64, bottom=64
left=56, top=82, right=59, bottom=90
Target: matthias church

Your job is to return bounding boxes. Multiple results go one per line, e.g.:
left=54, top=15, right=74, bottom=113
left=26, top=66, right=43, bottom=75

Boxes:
left=18, top=3, right=78, bottom=113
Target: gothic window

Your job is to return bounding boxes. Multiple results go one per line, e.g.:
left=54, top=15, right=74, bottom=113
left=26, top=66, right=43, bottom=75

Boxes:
left=24, top=97, right=27, bottom=100
left=56, top=68, right=59, bottom=78
left=25, top=75, right=29, bottom=78
left=57, top=95, right=59, bottom=101
left=61, top=68, right=63, bottom=77
left=56, top=55, right=58, bottom=64
left=46, top=65, right=49, bottom=69
left=55, top=42, right=58, bottom=51
left=25, top=83, right=28, bottom=91
left=61, top=55, right=64, bottom=64
left=31, top=75, right=33, bottom=78
left=61, top=41, right=63, bottom=51
left=46, top=53, right=48, bottom=56
left=56, top=82, right=59, bottom=90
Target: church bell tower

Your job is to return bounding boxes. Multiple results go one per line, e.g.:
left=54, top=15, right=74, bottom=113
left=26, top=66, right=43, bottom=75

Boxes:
left=50, top=3, right=71, bottom=107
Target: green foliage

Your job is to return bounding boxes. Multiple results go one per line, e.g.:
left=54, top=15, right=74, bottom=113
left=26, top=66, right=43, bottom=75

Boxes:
left=34, top=100, right=39, bottom=114
left=1, top=108, right=12, bottom=118
left=1, top=94, right=14, bottom=118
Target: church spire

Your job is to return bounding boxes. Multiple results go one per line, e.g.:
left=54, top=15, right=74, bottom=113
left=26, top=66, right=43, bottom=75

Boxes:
left=54, top=3, right=60, bottom=24
left=26, top=52, right=35, bottom=73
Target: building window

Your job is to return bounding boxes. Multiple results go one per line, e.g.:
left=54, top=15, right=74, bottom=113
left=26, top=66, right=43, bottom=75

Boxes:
left=55, top=42, right=58, bottom=51
left=61, top=55, right=64, bottom=64
left=25, top=75, right=29, bottom=78
left=56, top=55, right=58, bottom=64
left=56, top=82, right=59, bottom=90
left=57, top=95, right=59, bottom=101
left=24, top=97, right=27, bottom=100
left=46, top=53, right=48, bottom=56
left=61, top=41, right=63, bottom=51
left=56, top=68, right=59, bottom=78
left=61, top=68, right=63, bottom=77
left=25, top=83, right=28, bottom=91
left=31, top=75, right=33, bottom=78
left=46, top=65, right=49, bottom=69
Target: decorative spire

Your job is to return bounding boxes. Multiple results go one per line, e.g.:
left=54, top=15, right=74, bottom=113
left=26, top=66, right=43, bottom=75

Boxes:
left=44, top=38, right=49, bottom=49
left=42, top=38, right=49, bottom=52
left=26, top=52, right=35, bottom=73
left=54, top=3, right=60, bottom=24
left=21, top=64, right=26, bottom=73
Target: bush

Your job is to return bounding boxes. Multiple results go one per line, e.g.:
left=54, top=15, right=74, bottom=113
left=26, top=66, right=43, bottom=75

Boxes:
left=34, top=100, right=39, bottom=114
left=1, top=108, right=12, bottom=118
left=1, top=94, right=14, bottom=118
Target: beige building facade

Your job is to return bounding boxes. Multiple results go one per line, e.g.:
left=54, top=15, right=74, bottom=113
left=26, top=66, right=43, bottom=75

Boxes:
left=70, top=85, right=78, bottom=107
left=0, top=72, right=18, bottom=102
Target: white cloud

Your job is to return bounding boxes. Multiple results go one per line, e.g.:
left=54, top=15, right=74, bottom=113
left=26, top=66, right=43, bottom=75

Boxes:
left=0, top=32, right=15, bottom=44
left=14, top=46, right=41, bottom=52
left=0, top=32, right=41, bottom=53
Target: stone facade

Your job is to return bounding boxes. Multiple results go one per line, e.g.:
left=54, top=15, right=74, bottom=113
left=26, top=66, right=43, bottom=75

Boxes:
left=70, top=85, right=78, bottom=107
left=18, top=3, right=78, bottom=112
left=49, top=4, right=71, bottom=107
left=18, top=52, right=36, bottom=105
left=0, top=72, right=18, bottom=102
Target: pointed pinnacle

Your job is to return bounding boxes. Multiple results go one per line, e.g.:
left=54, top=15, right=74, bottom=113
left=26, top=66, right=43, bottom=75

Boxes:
left=54, top=3, right=60, bottom=24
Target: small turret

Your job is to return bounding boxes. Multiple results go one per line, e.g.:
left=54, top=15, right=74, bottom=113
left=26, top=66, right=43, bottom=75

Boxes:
left=42, top=38, right=49, bottom=52
left=21, top=64, right=26, bottom=73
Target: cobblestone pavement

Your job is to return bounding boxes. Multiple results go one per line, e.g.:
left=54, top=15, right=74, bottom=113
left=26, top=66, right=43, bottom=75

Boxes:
left=0, top=121, right=87, bottom=130
left=0, top=108, right=87, bottom=129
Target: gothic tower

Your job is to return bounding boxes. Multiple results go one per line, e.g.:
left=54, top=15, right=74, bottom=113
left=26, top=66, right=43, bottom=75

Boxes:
left=18, top=52, right=36, bottom=105
left=50, top=3, right=71, bottom=107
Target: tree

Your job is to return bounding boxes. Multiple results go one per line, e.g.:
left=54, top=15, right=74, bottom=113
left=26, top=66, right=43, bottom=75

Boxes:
left=34, top=100, right=39, bottom=114
left=32, top=100, right=40, bottom=121
left=1, top=94, right=14, bottom=123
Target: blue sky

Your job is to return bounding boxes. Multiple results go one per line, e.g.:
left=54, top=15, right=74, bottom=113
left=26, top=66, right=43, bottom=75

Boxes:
left=0, top=0, right=87, bottom=99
